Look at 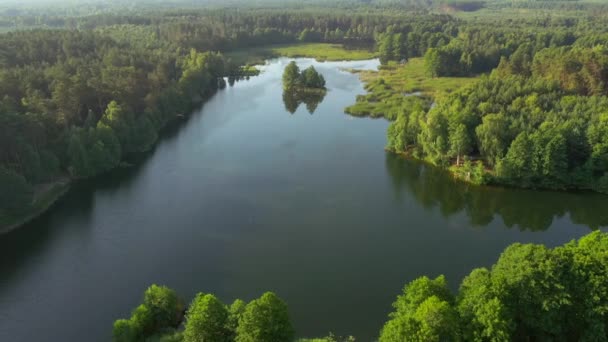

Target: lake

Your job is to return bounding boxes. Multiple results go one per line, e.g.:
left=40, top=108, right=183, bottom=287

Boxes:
left=0, top=58, right=606, bottom=341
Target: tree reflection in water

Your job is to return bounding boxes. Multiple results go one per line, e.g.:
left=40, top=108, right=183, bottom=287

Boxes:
left=385, top=153, right=608, bottom=232
left=282, top=89, right=327, bottom=115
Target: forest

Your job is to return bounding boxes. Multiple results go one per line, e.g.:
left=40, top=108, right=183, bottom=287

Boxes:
left=113, top=231, right=608, bottom=341
left=1, top=1, right=479, bottom=224
left=1, top=0, right=608, bottom=227
left=368, top=6, right=608, bottom=193
left=2, top=0, right=608, bottom=341
left=0, top=6, right=438, bottom=225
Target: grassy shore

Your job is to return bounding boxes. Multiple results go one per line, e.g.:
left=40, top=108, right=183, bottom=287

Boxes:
left=345, top=58, right=478, bottom=119
left=0, top=179, right=71, bottom=234
left=357, top=58, right=477, bottom=96
left=226, top=43, right=376, bottom=65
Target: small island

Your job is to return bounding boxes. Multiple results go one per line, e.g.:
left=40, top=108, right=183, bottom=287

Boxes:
left=282, top=61, right=326, bottom=91
left=281, top=61, right=327, bottom=114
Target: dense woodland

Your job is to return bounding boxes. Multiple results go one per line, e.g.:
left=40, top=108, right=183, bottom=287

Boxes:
left=0, top=28, right=234, bottom=218
left=4, top=0, right=608, bottom=222
left=2, top=0, right=608, bottom=340
left=379, top=231, right=608, bottom=341
left=113, top=286, right=294, bottom=342
left=114, top=231, right=608, bottom=341
left=378, top=5, right=608, bottom=193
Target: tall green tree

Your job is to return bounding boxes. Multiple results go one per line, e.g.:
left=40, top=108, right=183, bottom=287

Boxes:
left=380, top=276, right=458, bottom=342
left=184, top=293, right=230, bottom=342
left=283, top=61, right=301, bottom=90
left=424, top=48, right=441, bottom=78
left=475, top=113, right=511, bottom=166
left=143, top=285, right=183, bottom=331
left=449, top=123, right=472, bottom=166
left=236, top=292, right=294, bottom=342
left=0, top=168, right=33, bottom=214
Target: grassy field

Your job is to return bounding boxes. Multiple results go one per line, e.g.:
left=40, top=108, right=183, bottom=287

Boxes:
left=272, top=43, right=376, bottom=60
left=226, top=43, right=376, bottom=65
left=345, top=58, right=478, bottom=119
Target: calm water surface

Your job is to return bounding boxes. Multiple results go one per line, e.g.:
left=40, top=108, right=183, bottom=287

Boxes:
left=1, top=58, right=606, bottom=341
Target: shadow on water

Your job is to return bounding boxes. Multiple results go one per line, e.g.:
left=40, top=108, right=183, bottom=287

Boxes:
left=385, top=153, right=608, bottom=232
left=0, top=74, right=265, bottom=295
left=0, top=181, right=95, bottom=289
left=0, top=97, right=211, bottom=287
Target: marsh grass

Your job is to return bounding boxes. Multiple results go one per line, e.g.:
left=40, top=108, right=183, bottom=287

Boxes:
left=345, top=58, right=478, bottom=119
left=226, top=43, right=376, bottom=65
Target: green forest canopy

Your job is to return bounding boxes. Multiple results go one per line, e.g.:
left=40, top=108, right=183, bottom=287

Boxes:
left=113, top=231, right=608, bottom=341
left=2, top=0, right=608, bottom=223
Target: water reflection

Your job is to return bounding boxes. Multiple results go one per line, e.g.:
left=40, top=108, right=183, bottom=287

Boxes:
left=227, top=75, right=253, bottom=87
left=385, top=153, right=608, bottom=231
left=282, top=89, right=327, bottom=114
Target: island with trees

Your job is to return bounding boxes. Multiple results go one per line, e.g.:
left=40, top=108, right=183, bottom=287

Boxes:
left=281, top=61, right=327, bottom=114
left=283, top=61, right=326, bottom=91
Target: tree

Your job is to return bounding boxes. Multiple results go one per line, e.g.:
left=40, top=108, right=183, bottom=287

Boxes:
left=300, top=66, right=326, bottom=89
left=88, top=127, right=121, bottom=173
left=475, top=113, right=511, bottom=166
left=112, top=285, right=183, bottom=342
left=449, top=123, right=472, bottom=166
left=226, top=299, right=247, bottom=340
left=542, top=134, right=568, bottom=186
left=282, top=61, right=300, bottom=90
left=236, top=292, right=294, bottom=342
left=128, top=304, right=154, bottom=338
left=143, top=285, right=182, bottom=331
left=418, top=110, right=450, bottom=166
left=99, top=100, right=134, bottom=152
left=67, top=129, right=92, bottom=177
left=386, top=114, right=407, bottom=152
left=112, top=319, right=137, bottom=342
left=380, top=232, right=608, bottom=342
left=378, top=33, right=395, bottom=65
left=497, top=132, right=533, bottom=186
left=413, top=296, right=460, bottom=341
left=131, top=116, right=158, bottom=153
left=184, top=293, right=230, bottom=342
left=380, top=276, right=458, bottom=342
left=457, top=269, right=512, bottom=342
left=0, top=167, right=33, bottom=214
left=424, top=48, right=441, bottom=78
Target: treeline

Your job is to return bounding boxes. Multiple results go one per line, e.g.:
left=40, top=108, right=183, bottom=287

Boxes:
left=380, top=231, right=608, bottom=341
left=1, top=8, right=448, bottom=220
left=385, top=155, right=608, bottom=231
left=387, top=45, right=608, bottom=193
left=113, top=231, right=608, bottom=341
left=377, top=23, right=580, bottom=76
left=375, top=12, right=608, bottom=78
left=113, top=285, right=295, bottom=342
left=1, top=9, right=442, bottom=51
left=380, top=10, right=608, bottom=193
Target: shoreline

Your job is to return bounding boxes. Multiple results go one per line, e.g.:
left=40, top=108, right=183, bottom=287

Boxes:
left=0, top=48, right=359, bottom=235
left=0, top=180, right=71, bottom=235
left=347, top=62, right=608, bottom=195
left=390, top=149, right=607, bottom=195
